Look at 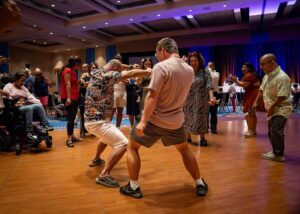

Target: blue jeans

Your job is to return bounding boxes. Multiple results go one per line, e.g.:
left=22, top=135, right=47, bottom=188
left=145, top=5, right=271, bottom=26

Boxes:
left=20, top=104, right=49, bottom=132
left=268, top=115, right=287, bottom=156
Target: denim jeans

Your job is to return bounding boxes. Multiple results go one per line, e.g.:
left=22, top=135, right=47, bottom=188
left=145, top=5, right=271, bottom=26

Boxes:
left=20, top=103, right=49, bottom=132
left=268, top=115, right=287, bottom=156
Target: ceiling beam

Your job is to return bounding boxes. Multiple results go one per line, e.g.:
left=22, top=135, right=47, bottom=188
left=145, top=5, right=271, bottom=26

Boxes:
left=127, top=24, right=146, bottom=34
left=134, top=23, right=154, bottom=33
left=79, top=0, right=111, bottom=13
left=113, top=23, right=250, bottom=43
left=187, top=16, right=200, bottom=28
left=94, top=0, right=117, bottom=11
left=66, top=0, right=222, bottom=28
left=174, top=17, right=190, bottom=29
left=16, top=0, right=69, bottom=21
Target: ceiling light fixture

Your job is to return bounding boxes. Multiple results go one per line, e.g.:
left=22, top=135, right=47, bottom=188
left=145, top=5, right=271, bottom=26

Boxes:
left=174, top=16, right=181, bottom=20
left=51, top=4, right=55, bottom=7
left=117, top=0, right=121, bottom=3
left=33, top=40, right=36, bottom=42
left=33, top=24, right=37, bottom=27
left=67, top=11, right=71, bottom=14
left=95, top=45, right=98, bottom=48
left=43, top=42, right=47, bottom=45
left=187, top=15, right=194, bottom=19
left=68, top=34, right=71, bottom=37
left=67, top=49, right=71, bottom=51
left=223, top=4, right=227, bottom=7
left=157, top=14, right=161, bottom=17
left=130, top=18, right=133, bottom=21
left=82, top=26, right=86, bottom=29
left=189, top=9, right=192, bottom=12
left=49, top=32, right=53, bottom=35
left=105, top=22, right=108, bottom=25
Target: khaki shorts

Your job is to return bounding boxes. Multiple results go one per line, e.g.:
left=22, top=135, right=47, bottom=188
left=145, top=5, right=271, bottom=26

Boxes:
left=85, top=121, right=128, bottom=147
left=113, top=93, right=126, bottom=108
left=131, top=122, right=186, bottom=148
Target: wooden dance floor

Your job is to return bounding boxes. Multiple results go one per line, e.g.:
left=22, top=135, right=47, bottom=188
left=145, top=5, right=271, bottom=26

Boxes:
left=0, top=113, right=300, bottom=214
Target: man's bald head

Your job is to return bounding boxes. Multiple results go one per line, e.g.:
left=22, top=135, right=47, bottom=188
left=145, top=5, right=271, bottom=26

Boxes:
left=260, top=53, right=276, bottom=62
left=260, top=53, right=278, bottom=74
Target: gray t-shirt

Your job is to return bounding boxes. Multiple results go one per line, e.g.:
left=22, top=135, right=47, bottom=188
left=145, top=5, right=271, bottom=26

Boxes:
left=148, top=57, right=194, bottom=129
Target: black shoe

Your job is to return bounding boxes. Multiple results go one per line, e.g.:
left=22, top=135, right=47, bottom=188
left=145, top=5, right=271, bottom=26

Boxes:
left=120, top=182, right=143, bottom=199
left=66, top=140, right=74, bottom=148
left=196, top=178, right=208, bottom=196
left=211, top=130, right=217, bottom=134
left=200, top=138, right=208, bottom=147
left=44, top=125, right=54, bottom=131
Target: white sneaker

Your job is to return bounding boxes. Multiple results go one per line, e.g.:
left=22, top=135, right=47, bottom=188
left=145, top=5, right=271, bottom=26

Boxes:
left=244, top=130, right=256, bottom=138
left=262, top=151, right=285, bottom=162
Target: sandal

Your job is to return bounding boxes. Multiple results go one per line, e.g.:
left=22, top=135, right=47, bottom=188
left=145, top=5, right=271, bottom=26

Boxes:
left=89, top=158, right=105, bottom=167
left=71, top=137, right=82, bottom=142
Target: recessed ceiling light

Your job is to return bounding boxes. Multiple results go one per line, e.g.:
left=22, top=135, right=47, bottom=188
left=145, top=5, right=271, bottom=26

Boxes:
left=105, top=22, right=108, bottom=25
left=51, top=4, right=55, bottom=7
left=82, top=26, right=86, bottom=29
left=54, top=50, right=58, bottom=52
left=223, top=4, right=227, bottom=7
left=49, top=32, right=53, bottom=35
left=68, top=34, right=71, bottom=37
left=82, top=39, right=85, bottom=42
left=67, top=49, right=71, bottom=51
left=189, top=9, right=192, bottom=12
left=157, top=14, right=161, bottom=17
left=67, top=11, right=71, bottom=14
left=117, top=0, right=121, bottom=3
left=33, top=24, right=37, bottom=27
left=130, top=18, right=133, bottom=21
left=43, top=42, right=47, bottom=45
left=33, top=40, right=36, bottom=42
left=95, top=45, right=98, bottom=48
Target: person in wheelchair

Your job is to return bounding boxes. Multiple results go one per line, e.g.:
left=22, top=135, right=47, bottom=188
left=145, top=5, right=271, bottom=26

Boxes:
left=3, top=72, right=54, bottom=141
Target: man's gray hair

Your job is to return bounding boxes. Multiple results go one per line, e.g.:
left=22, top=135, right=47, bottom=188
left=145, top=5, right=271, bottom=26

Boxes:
left=156, top=37, right=178, bottom=53
left=108, top=59, right=122, bottom=67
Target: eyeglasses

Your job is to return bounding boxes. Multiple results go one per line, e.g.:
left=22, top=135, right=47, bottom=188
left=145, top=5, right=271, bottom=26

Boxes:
left=259, top=60, right=272, bottom=66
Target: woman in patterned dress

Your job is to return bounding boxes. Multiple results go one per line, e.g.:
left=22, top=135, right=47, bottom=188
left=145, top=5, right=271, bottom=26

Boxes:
left=184, top=52, right=215, bottom=146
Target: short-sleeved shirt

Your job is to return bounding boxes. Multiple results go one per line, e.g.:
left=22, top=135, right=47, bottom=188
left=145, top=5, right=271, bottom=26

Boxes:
left=260, top=66, right=292, bottom=119
left=84, top=68, right=121, bottom=123
left=242, top=72, right=264, bottom=112
left=148, top=57, right=194, bottom=130
left=60, top=67, right=79, bottom=100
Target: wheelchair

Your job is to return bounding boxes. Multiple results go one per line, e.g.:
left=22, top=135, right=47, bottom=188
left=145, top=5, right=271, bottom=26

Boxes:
left=0, top=98, right=52, bottom=155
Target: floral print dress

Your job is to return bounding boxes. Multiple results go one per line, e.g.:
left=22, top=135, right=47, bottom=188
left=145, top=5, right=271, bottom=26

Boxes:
left=184, top=68, right=213, bottom=134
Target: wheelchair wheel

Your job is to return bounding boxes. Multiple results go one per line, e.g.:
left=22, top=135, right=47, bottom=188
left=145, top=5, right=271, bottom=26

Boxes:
left=45, top=136, right=52, bottom=148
